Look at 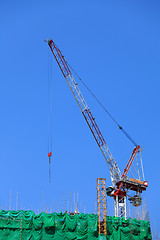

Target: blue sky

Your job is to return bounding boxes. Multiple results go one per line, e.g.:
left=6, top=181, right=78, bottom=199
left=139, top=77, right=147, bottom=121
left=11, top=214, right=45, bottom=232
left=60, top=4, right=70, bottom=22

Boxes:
left=1, top=0, right=160, bottom=234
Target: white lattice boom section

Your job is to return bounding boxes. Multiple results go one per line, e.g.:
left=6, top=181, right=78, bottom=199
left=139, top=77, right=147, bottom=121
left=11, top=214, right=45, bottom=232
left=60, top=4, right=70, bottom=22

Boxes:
left=46, top=38, right=121, bottom=186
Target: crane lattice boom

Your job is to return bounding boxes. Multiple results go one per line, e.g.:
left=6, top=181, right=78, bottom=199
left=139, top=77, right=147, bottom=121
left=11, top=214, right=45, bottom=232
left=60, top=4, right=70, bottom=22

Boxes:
left=46, top=38, right=121, bottom=186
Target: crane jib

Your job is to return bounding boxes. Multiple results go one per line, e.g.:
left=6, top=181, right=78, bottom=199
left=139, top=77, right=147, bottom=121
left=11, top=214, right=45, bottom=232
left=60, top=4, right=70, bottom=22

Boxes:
left=48, top=40, right=71, bottom=77
left=82, top=109, right=106, bottom=147
left=47, top=38, right=121, bottom=185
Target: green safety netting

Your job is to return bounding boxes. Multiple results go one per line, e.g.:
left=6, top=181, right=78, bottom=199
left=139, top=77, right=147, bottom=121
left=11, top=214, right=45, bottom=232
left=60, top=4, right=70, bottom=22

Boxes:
left=0, top=210, right=151, bottom=240
left=105, top=216, right=151, bottom=240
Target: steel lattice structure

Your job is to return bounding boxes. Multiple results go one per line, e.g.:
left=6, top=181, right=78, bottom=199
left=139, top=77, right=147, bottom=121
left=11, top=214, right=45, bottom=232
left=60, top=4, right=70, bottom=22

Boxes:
left=97, top=178, right=107, bottom=235
left=46, top=38, right=121, bottom=187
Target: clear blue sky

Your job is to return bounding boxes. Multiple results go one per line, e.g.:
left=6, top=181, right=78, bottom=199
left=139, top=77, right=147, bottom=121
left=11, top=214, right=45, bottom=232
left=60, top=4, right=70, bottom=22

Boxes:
left=1, top=0, right=160, bottom=234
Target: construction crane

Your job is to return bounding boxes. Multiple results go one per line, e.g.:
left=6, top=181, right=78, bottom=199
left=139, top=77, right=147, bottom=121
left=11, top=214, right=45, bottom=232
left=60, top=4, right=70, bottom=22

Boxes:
left=45, top=38, right=148, bottom=219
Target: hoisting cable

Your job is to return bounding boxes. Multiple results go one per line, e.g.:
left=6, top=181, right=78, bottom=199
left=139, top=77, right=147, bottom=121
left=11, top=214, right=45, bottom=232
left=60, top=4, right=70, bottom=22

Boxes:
left=48, top=47, right=53, bottom=182
left=67, top=62, right=137, bottom=147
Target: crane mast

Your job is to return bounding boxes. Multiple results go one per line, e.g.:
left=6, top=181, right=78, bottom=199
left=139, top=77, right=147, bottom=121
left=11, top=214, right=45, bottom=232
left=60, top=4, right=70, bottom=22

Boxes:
left=45, top=38, right=121, bottom=186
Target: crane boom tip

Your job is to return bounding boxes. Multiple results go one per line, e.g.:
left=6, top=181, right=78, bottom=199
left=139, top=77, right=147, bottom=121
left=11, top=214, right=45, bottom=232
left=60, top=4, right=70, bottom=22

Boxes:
left=44, top=38, right=50, bottom=43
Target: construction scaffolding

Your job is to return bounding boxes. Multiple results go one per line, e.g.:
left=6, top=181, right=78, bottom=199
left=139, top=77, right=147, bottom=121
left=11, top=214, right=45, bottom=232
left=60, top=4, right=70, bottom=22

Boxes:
left=97, top=178, right=107, bottom=236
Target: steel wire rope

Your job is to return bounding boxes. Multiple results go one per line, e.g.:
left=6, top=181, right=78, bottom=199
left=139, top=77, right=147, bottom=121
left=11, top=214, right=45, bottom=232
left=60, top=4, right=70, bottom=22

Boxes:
left=48, top=48, right=53, bottom=183
left=66, top=61, right=138, bottom=147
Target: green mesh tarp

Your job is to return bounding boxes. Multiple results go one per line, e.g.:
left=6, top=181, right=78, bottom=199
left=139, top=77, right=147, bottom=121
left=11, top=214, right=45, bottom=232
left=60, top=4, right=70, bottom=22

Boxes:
left=0, top=210, right=151, bottom=240
left=105, top=216, right=151, bottom=240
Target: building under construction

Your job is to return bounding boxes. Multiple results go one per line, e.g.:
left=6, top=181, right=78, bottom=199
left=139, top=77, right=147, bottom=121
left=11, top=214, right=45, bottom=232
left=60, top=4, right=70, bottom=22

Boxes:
left=0, top=210, right=151, bottom=240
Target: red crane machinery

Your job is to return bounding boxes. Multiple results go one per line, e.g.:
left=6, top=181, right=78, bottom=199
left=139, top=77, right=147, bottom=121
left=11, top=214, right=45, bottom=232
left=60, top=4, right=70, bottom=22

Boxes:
left=45, top=38, right=148, bottom=218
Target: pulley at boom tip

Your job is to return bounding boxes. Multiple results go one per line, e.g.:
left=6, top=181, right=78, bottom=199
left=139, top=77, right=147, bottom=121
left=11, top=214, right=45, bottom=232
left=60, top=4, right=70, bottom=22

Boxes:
left=44, top=38, right=51, bottom=43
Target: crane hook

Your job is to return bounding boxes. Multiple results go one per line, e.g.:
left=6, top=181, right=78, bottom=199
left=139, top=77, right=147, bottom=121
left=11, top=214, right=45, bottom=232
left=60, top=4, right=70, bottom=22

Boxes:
left=48, top=152, right=52, bottom=164
left=48, top=152, right=52, bottom=183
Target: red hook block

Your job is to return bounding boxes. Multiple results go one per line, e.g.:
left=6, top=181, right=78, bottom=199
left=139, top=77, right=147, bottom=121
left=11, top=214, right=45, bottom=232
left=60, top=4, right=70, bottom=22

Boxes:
left=48, top=152, right=52, bottom=158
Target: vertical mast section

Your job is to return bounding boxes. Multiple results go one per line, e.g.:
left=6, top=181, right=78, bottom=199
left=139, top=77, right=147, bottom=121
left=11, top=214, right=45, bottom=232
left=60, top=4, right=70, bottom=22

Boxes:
left=45, top=38, right=121, bottom=186
left=97, top=178, right=107, bottom=236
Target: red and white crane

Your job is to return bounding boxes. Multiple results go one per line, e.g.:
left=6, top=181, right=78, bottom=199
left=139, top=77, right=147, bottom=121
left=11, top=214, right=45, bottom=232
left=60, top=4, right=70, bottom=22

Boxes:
left=45, top=38, right=148, bottom=218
